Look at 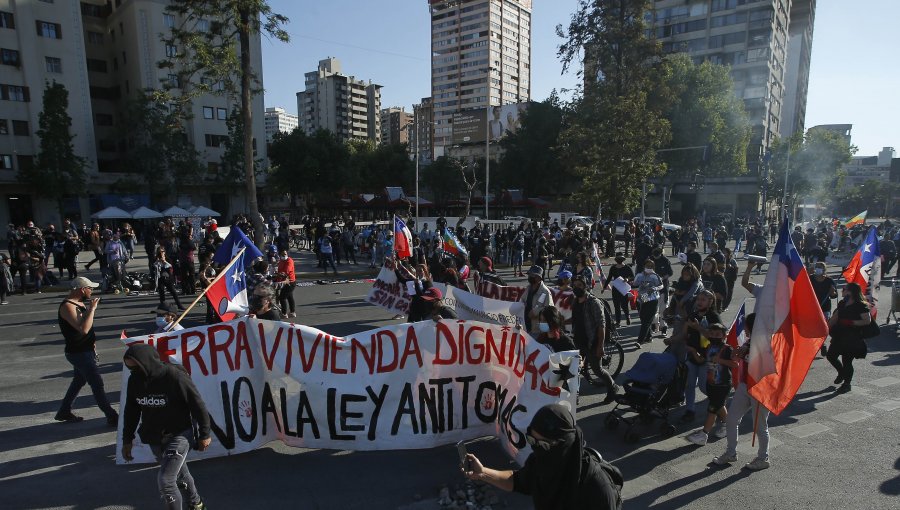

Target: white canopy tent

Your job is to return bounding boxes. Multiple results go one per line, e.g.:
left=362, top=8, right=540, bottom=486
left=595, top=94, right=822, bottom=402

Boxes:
left=130, top=206, right=163, bottom=219
left=189, top=205, right=221, bottom=217
left=161, top=206, right=192, bottom=217
left=91, top=206, right=132, bottom=219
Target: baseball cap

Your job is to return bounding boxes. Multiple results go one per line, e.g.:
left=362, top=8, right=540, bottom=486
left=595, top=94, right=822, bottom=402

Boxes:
left=421, top=287, right=443, bottom=301
left=72, top=276, right=99, bottom=289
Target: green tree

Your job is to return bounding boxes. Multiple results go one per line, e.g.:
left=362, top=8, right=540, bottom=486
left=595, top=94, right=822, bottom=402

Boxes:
left=557, top=0, right=672, bottom=218
left=219, top=106, right=264, bottom=191
left=267, top=128, right=350, bottom=209
left=20, top=81, right=86, bottom=221
left=163, top=0, right=289, bottom=246
left=767, top=129, right=856, bottom=213
left=119, top=90, right=203, bottom=204
left=419, top=157, right=465, bottom=213
left=660, top=54, right=751, bottom=177
left=496, top=94, right=571, bottom=197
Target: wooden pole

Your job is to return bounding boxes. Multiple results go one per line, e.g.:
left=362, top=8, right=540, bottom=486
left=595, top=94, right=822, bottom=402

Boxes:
left=751, top=400, right=761, bottom=447
left=169, top=247, right=247, bottom=329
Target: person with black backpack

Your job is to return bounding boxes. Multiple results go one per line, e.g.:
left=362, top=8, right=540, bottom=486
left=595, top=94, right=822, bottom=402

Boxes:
left=463, top=404, right=623, bottom=510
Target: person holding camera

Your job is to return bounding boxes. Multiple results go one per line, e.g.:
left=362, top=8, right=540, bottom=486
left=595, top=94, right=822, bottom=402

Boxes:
left=121, top=344, right=210, bottom=510
left=462, top=404, right=622, bottom=510
left=55, top=277, right=118, bottom=425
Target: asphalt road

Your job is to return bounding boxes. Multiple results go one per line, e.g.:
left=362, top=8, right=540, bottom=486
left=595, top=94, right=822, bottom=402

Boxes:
left=1, top=248, right=898, bottom=509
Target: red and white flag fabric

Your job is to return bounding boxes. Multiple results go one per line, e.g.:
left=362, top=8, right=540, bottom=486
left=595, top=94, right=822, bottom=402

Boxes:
left=394, top=216, right=413, bottom=259
left=725, top=301, right=747, bottom=389
left=747, top=219, right=829, bottom=415
left=842, top=226, right=881, bottom=315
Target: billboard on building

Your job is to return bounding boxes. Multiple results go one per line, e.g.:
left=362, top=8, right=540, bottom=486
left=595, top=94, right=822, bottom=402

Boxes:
left=451, top=102, right=529, bottom=145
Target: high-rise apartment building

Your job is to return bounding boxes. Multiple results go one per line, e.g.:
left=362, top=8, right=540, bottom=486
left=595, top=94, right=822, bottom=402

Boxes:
left=648, top=0, right=816, bottom=167
left=428, top=0, right=532, bottom=158
left=296, top=57, right=382, bottom=143
left=413, top=97, right=434, bottom=165
left=380, top=107, right=413, bottom=147
left=0, top=0, right=267, bottom=226
left=265, top=106, right=299, bottom=142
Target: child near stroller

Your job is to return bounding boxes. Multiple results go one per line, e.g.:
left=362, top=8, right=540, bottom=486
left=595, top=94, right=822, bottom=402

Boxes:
left=604, top=350, right=687, bottom=443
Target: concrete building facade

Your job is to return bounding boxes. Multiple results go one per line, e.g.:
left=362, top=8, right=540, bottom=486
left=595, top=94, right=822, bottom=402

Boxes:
left=412, top=97, right=434, bottom=165
left=427, top=0, right=532, bottom=158
left=265, top=106, right=298, bottom=143
left=648, top=0, right=816, bottom=167
left=379, top=107, right=413, bottom=147
left=842, top=147, right=896, bottom=188
left=296, top=57, right=382, bottom=143
left=0, top=0, right=267, bottom=227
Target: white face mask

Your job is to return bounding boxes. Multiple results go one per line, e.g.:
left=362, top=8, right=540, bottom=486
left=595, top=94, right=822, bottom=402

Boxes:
left=155, top=317, right=169, bottom=327
left=281, top=255, right=288, bottom=260
left=538, top=322, right=551, bottom=333
left=644, top=268, right=653, bottom=274
left=814, top=268, right=824, bottom=276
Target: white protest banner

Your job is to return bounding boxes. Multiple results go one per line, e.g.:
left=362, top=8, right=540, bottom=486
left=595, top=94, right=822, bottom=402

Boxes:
left=474, top=281, right=575, bottom=321
left=116, top=318, right=579, bottom=465
left=443, top=286, right=526, bottom=326
left=366, top=263, right=446, bottom=315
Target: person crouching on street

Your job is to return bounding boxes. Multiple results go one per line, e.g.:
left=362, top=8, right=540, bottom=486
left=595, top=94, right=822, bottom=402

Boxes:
left=122, top=344, right=210, bottom=510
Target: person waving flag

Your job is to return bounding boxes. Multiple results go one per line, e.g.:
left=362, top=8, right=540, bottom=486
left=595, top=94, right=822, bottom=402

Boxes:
left=747, top=217, right=829, bottom=415
left=726, top=301, right=747, bottom=389
left=842, top=225, right=881, bottom=314
left=442, top=228, right=469, bottom=258
left=394, top=216, right=413, bottom=259
left=207, top=226, right=264, bottom=321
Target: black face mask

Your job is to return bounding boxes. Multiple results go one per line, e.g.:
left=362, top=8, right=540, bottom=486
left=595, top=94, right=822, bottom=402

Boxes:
left=249, top=295, right=264, bottom=312
left=528, top=277, right=540, bottom=286
left=572, top=287, right=586, bottom=298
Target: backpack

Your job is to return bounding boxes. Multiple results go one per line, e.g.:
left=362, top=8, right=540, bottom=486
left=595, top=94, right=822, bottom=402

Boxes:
left=585, top=447, right=624, bottom=510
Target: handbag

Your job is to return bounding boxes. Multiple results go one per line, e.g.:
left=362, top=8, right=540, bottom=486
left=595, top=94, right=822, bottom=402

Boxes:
left=859, top=319, right=880, bottom=340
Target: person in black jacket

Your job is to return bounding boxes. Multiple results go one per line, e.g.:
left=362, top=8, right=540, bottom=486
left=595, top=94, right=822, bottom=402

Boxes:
left=122, top=344, right=210, bottom=510
left=463, top=404, right=622, bottom=510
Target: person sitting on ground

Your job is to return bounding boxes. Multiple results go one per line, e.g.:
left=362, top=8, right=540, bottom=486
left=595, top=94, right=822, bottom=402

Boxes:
left=462, top=403, right=623, bottom=510
left=535, top=306, right=577, bottom=353
left=685, top=323, right=736, bottom=446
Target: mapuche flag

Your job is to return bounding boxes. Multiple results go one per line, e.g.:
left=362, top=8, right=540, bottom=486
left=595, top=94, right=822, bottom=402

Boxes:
left=442, top=228, right=468, bottom=258
left=842, top=225, right=881, bottom=313
left=207, top=226, right=264, bottom=321
left=747, top=218, right=828, bottom=415
left=844, top=210, right=867, bottom=229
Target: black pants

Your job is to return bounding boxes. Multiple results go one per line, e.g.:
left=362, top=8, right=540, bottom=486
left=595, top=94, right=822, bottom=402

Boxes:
left=158, top=277, right=183, bottom=308
left=205, top=295, right=220, bottom=324
left=637, top=299, right=658, bottom=343
left=279, top=282, right=296, bottom=314
left=611, top=289, right=629, bottom=324
left=826, top=348, right=854, bottom=384
left=343, top=244, right=356, bottom=264
left=181, top=266, right=196, bottom=295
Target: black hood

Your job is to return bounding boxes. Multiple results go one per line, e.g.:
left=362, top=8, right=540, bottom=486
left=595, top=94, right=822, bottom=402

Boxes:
left=124, top=343, right=167, bottom=379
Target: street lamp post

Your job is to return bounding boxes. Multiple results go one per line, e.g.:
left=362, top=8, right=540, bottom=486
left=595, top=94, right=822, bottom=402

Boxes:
left=485, top=102, right=490, bottom=220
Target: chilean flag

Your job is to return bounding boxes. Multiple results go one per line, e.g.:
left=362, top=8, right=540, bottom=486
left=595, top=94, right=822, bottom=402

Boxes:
left=842, top=226, right=880, bottom=314
left=394, top=216, right=413, bottom=259
left=747, top=218, right=828, bottom=415
left=726, top=301, right=747, bottom=389
left=207, top=226, right=264, bottom=321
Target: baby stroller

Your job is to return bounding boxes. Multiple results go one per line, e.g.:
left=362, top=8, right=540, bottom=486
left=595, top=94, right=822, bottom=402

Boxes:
left=604, top=351, right=686, bottom=443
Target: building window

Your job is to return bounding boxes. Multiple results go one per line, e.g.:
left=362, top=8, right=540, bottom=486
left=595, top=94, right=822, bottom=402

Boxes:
left=216, top=108, right=227, bottom=120
left=119, top=22, right=124, bottom=35
left=0, top=119, right=7, bottom=134
left=87, top=30, right=103, bottom=44
left=86, top=58, right=107, bottom=73
left=0, top=11, right=15, bottom=29
left=197, top=19, right=210, bottom=32
left=204, top=134, right=227, bottom=147
left=167, top=74, right=180, bottom=88
left=12, top=120, right=28, bottom=136
left=1, top=48, right=19, bottom=66
left=0, top=154, right=12, bottom=169
left=95, top=113, right=113, bottom=126
left=36, top=20, right=62, bottom=39
left=164, top=13, right=175, bottom=28
left=203, top=106, right=214, bottom=119
left=112, top=57, right=118, bottom=71
left=0, top=84, right=29, bottom=102
left=165, top=44, right=177, bottom=57
left=121, top=51, right=126, bottom=65
left=81, top=2, right=108, bottom=17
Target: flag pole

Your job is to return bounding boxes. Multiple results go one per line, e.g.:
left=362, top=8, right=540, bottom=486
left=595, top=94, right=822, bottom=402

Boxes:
left=751, top=401, right=760, bottom=447
left=169, top=247, right=247, bottom=329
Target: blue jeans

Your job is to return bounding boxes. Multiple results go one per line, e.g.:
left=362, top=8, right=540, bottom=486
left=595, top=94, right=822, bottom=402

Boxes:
left=58, top=351, right=117, bottom=419
left=150, top=431, right=201, bottom=510
left=684, top=361, right=708, bottom=413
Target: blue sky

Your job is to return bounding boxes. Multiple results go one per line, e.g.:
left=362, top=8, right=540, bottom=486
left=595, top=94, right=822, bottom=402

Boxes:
left=261, top=0, right=898, bottom=157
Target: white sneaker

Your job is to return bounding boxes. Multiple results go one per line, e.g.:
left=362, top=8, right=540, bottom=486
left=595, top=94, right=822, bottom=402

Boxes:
left=713, top=424, right=727, bottom=439
left=744, top=457, right=770, bottom=471
left=712, top=452, right=737, bottom=465
left=686, top=429, right=708, bottom=446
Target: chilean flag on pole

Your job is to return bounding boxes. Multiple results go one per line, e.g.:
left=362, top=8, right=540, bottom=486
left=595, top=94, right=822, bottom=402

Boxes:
left=726, top=301, right=747, bottom=389
left=207, top=226, right=264, bottom=321
left=747, top=218, right=829, bottom=415
left=842, top=226, right=881, bottom=314
left=394, top=216, right=413, bottom=259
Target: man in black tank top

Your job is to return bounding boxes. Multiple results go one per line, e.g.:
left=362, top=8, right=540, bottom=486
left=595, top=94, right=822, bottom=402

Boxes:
left=55, top=277, right=118, bottom=425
